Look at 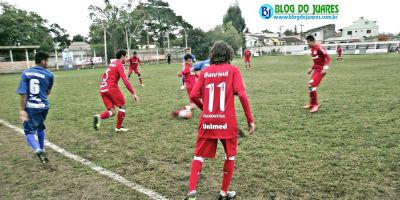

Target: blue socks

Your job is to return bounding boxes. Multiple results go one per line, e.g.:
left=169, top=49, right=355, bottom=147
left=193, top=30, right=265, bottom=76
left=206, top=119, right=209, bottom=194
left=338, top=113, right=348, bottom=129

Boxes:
left=37, top=129, right=45, bottom=150
left=26, top=134, right=40, bottom=152
left=26, top=130, right=45, bottom=152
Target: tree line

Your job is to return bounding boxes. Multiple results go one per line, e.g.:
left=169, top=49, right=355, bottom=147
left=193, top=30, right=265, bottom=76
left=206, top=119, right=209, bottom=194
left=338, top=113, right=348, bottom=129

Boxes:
left=0, top=0, right=248, bottom=61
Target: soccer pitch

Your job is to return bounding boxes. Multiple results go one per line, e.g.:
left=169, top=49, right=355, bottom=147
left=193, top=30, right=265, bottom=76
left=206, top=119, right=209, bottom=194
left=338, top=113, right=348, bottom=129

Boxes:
left=0, top=54, right=399, bottom=199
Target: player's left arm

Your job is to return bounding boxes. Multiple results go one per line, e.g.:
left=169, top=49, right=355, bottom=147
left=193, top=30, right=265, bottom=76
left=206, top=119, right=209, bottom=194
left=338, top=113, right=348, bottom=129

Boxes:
left=47, top=74, right=54, bottom=95
left=138, top=58, right=143, bottom=68
left=190, top=71, right=204, bottom=110
left=233, top=68, right=255, bottom=134
left=320, top=47, right=331, bottom=74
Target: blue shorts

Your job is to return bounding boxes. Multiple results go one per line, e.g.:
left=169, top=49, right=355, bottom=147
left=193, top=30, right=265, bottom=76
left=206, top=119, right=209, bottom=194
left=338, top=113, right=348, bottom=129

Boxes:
left=23, top=108, right=49, bottom=135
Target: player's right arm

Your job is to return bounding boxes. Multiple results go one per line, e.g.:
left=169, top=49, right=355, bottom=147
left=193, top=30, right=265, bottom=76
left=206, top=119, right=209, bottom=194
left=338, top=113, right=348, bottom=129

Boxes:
left=190, top=71, right=204, bottom=110
left=233, top=68, right=255, bottom=134
left=16, top=72, right=29, bottom=121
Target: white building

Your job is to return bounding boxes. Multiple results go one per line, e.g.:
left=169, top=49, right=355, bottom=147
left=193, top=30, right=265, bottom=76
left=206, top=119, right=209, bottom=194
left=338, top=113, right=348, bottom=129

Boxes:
left=341, top=16, right=379, bottom=39
left=325, top=17, right=379, bottom=43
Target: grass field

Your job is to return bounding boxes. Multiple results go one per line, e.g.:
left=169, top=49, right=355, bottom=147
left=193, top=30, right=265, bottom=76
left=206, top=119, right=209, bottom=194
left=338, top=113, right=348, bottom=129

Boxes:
left=0, top=54, right=399, bottom=199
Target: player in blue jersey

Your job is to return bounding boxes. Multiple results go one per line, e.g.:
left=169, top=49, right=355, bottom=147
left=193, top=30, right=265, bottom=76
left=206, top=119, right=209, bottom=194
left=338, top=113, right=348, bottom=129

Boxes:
left=17, top=52, right=54, bottom=163
left=191, top=59, right=210, bottom=72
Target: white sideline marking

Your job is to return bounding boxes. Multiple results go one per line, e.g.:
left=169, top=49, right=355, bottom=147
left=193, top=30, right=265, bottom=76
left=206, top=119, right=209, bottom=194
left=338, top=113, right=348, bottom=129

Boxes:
left=0, top=119, right=168, bottom=200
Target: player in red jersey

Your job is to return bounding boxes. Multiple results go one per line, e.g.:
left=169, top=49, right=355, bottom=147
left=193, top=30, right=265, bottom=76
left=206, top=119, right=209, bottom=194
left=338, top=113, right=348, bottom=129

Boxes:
left=177, top=54, right=197, bottom=111
left=336, top=45, right=343, bottom=61
left=184, top=41, right=256, bottom=200
left=93, top=49, right=140, bottom=132
left=127, top=51, right=144, bottom=87
left=243, top=48, right=252, bottom=69
left=304, top=35, right=331, bottom=113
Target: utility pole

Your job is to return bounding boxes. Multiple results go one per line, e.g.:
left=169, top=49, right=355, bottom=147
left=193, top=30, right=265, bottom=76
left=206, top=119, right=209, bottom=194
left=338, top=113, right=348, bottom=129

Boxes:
left=104, top=29, right=107, bottom=66
left=279, top=26, right=284, bottom=38
left=300, top=24, right=304, bottom=40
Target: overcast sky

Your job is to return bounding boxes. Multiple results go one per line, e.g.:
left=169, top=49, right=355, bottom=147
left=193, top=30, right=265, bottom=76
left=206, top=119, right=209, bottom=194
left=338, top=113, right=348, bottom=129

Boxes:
left=3, top=0, right=400, bottom=37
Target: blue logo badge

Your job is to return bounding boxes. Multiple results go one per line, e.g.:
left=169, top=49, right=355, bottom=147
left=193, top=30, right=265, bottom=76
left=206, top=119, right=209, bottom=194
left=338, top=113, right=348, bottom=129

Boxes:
left=259, top=4, right=274, bottom=20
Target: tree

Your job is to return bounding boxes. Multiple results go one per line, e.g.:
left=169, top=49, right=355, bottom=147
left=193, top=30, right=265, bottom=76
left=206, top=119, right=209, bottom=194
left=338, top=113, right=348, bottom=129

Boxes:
left=186, top=28, right=212, bottom=60
left=283, top=29, right=294, bottom=36
left=50, top=23, right=71, bottom=51
left=207, top=22, right=244, bottom=52
left=377, top=34, right=389, bottom=41
left=0, top=2, right=53, bottom=51
left=72, top=34, right=87, bottom=42
left=138, top=0, right=192, bottom=48
left=223, top=2, right=246, bottom=33
left=262, top=29, right=273, bottom=33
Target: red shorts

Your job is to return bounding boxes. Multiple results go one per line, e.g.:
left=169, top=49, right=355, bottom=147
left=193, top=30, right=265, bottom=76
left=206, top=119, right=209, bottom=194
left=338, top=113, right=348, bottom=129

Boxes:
left=194, top=137, right=238, bottom=158
left=100, top=89, right=126, bottom=110
left=244, top=57, right=251, bottom=63
left=309, top=71, right=325, bottom=87
left=128, top=66, right=140, bottom=75
left=337, top=53, right=342, bottom=57
left=186, top=87, right=193, bottom=103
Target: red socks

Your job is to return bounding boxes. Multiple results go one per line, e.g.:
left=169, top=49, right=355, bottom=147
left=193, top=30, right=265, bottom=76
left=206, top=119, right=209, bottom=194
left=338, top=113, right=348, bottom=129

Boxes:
left=310, top=91, right=318, bottom=106
left=221, top=160, right=235, bottom=192
left=139, top=77, right=143, bottom=85
left=188, top=158, right=203, bottom=193
left=100, top=110, right=112, bottom=120
left=116, top=109, right=126, bottom=129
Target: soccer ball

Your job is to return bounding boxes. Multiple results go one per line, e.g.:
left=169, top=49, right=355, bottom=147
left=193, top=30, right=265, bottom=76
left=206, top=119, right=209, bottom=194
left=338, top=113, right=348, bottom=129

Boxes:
left=171, top=106, right=193, bottom=119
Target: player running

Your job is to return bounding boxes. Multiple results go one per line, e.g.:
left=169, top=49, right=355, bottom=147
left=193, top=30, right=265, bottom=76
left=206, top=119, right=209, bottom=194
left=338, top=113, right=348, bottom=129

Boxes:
left=177, top=54, right=198, bottom=111
left=304, top=35, right=331, bottom=113
left=243, top=48, right=252, bottom=69
left=127, top=51, right=144, bottom=87
left=17, top=52, right=54, bottom=163
left=336, top=45, right=343, bottom=61
left=93, top=49, right=140, bottom=132
left=184, top=41, right=256, bottom=200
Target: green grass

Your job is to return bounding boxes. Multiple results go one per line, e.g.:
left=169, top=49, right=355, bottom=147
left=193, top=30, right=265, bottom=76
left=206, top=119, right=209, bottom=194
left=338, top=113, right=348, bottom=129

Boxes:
left=0, top=54, right=399, bottom=199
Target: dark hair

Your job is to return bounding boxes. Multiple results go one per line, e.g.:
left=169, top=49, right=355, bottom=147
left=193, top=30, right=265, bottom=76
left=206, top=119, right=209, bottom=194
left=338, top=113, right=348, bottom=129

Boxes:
left=306, top=35, right=315, bottom=42
left=133, top=51, right=137, bottom=54
left=185, top=48, right=191, bottom=51
left=209, top=41, right=234, bottom=64
left=116, top=49, right=127, bottom=59
left=35, top=52, right=49, bottom=64
left=183, top=54, right=193, bottom=61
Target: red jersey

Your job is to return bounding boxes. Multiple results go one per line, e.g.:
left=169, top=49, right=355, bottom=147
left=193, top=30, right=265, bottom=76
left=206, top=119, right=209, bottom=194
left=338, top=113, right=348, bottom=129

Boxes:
left=336, top=47, right=342, bottom=54
left=190, top=64, right=254, bottom=139
left=179, top=64, right=197, bottom=89
left=129, top=56, right=141, bottom=68
left=311, top=44, right=331, bottom=70
left=99, top=60, right=135, bottom=94
left=244, top=50, right=251, bottom=58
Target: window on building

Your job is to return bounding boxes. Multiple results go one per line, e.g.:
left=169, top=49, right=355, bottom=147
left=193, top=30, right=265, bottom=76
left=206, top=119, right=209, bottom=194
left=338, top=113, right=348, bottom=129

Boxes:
left=355, top=30, right=358, bottom=33
left=367, top=30, right=371, bottom=34
left=347, top=31, right=352, bottom=35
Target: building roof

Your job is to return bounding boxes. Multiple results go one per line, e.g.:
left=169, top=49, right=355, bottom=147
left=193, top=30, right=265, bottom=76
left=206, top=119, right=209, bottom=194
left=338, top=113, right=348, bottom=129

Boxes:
left=304, top=24, right=335, bottom=33
left=340, top=16, right=378, bottom=31
left=68, top=42, right=91, bottom=51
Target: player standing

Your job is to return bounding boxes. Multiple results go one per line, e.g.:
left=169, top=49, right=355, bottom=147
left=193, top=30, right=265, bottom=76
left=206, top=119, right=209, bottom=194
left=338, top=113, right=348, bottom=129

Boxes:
left=17, top=52, right=54, bottom=163
left=127, top=51, right=144, bottom=87
left=336, top=45, right=343, bottom=61
left=243, top=48, right=252, bottom=69
left=180, top=48, right=196, bottom=89
left=184, top=41, right=255, bottom=200
left=304, top=35, right=331, bottom=113
left=93, top=49, right=140, bottom=132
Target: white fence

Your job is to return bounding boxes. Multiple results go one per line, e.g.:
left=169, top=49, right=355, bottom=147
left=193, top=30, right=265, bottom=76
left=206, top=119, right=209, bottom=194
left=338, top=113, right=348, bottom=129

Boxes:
left=249, top=41, right=400, bottom=56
